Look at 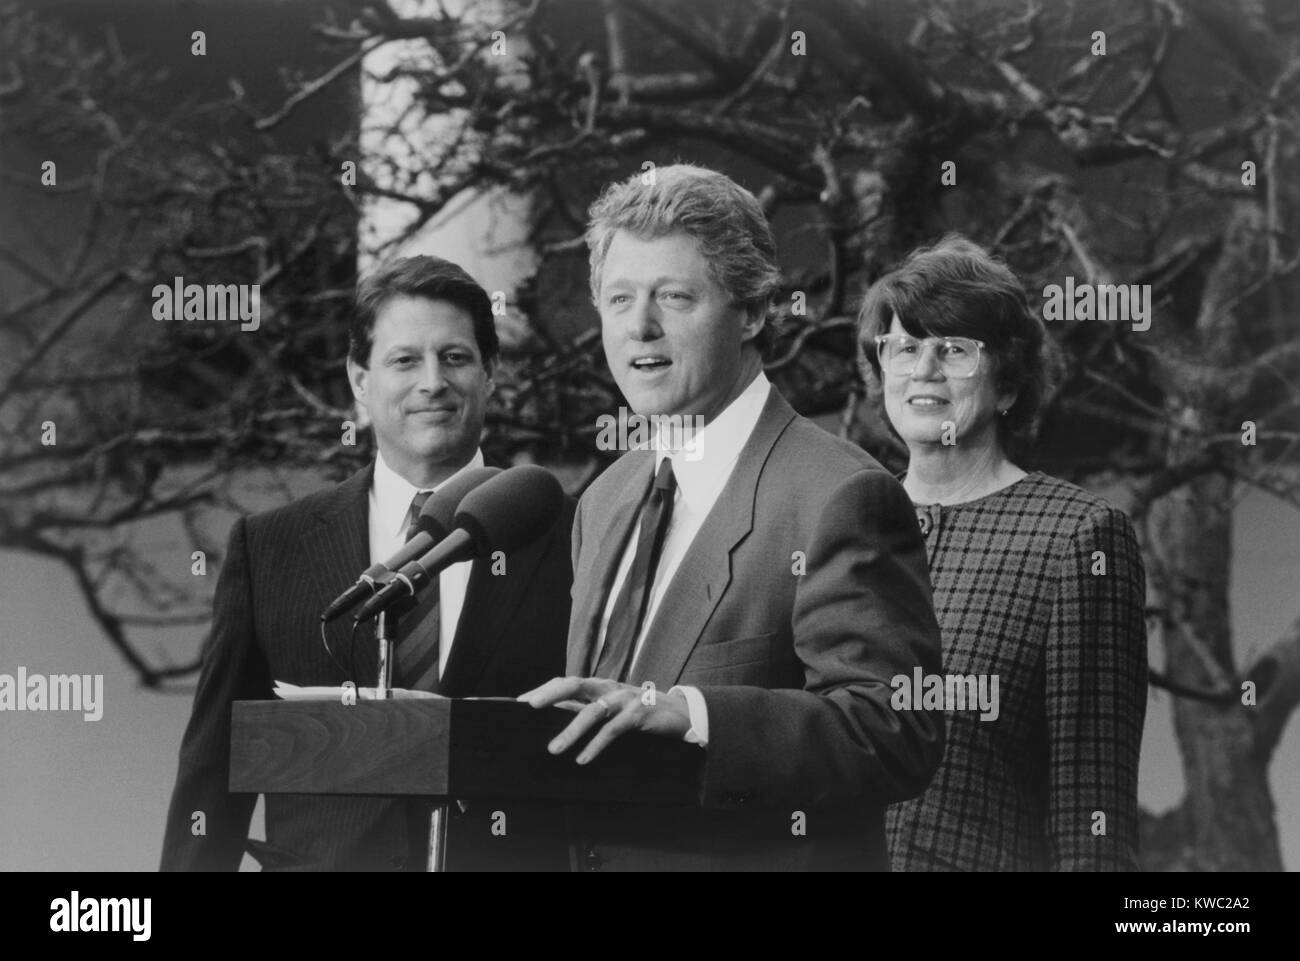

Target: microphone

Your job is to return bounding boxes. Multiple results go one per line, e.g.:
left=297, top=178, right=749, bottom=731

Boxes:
left=354, top=464, right=564, bottom=623
left=318, top=466, right=501, bottom=623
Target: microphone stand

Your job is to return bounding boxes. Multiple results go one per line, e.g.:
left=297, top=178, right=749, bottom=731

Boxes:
left=375, top=608, right=397, bottom=699
left=372, top=597, right=449, bottom=872
left=427, top=806, right=448, bottom=872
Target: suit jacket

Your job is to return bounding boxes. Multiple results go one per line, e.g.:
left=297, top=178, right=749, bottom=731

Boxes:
left=564, top=389, right=945, bottom=871
left=160, top=462, right=574, bottom=871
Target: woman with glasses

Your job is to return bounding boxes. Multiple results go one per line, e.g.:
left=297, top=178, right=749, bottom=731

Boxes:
left=857, top=234, right=1148, bottom=871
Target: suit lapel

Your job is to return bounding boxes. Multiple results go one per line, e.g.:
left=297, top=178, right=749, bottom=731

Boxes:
left=443, top=455, right=544, bottom=694
left=441, top=543, right=545, bottom=696
left=303, top=464, right=374, bottom=678
left=628, top=391, right=796, bottom=687
left=566, top=454, right=653, bottom=676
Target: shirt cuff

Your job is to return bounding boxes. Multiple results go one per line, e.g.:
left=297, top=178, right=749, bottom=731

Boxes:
left=669, top=684, right=709, bottom=747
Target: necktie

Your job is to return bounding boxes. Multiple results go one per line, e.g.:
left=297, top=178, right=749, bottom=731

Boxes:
left=395, top=491, right=442, bottom=692
left=594, top=457, right=677, bottom=681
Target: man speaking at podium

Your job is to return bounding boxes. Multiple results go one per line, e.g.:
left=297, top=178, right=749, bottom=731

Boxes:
left=161, top=255, right=573, bottom=871
left=521, top=165, right=944, bottom=871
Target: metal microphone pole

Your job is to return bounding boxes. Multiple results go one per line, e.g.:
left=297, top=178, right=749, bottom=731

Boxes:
left=427, top=806, right=449, bottom=872
left=375, top=608, right=397, bottom=699
left=372, top=591, right=449, bottom=872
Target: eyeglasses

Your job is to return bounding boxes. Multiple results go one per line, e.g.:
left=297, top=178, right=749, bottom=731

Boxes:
left=874, top=334, right=985, bottom=379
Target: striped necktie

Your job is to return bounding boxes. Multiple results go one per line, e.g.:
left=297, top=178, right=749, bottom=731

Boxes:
left=395, top=491, right=441, bottom=692
left=593, top=457, right=677, bottom=681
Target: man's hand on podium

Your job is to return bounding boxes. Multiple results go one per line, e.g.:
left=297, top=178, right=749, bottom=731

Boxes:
left=517, top=677, right=691, bottom=765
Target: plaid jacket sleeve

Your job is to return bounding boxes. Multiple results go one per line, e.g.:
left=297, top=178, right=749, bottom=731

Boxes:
left=1045, top=505, right=1148, bottom=871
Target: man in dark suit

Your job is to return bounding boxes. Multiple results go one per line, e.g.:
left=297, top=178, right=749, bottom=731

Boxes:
left=521, top=165, right=945, bottom=870
left=161, top=255, right=573, bottom=871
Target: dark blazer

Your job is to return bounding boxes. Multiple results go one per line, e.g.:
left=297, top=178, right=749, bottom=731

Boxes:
left=564, top=389, right=945, bottom=871
left=160, top=462, right=574, bottom=871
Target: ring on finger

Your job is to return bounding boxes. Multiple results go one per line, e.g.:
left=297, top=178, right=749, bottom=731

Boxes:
left=594, top=697, right=610, bottom=719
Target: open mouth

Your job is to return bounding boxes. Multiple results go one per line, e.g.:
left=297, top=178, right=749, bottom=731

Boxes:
left=630, top=357, right=672, bottom=372
left=906, top=396, right=948, bottom=409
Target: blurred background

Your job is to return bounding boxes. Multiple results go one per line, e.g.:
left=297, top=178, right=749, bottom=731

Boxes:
left=1, top=0, right=1297, bottom=871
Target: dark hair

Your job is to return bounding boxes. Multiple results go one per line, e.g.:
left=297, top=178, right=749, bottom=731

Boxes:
left=856, top=233, right=1054, bottom=454
left=349, top=255, right=499, bottom=368
left=586, top=163, right=784, bottom=357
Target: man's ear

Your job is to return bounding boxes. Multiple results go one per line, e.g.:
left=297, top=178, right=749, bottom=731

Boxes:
left=346, top=356, right=367, bottom=406
left=739, top=301, right=767, bottom=344
left=483, top=358, right=497, bottom=397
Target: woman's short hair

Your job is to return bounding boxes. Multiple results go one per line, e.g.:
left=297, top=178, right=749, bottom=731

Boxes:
left=857, top=233, right=1055, bottom=454
left=585, top=164, right=784, bottom=356
left=349, top=255, right=499, bottom=369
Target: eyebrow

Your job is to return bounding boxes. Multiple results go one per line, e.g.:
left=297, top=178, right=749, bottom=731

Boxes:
left=381, top=340, right=475, bottom=355
left=607, top=270, right=701, bottom=285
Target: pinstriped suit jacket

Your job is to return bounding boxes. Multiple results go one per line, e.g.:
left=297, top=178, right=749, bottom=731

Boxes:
left=563, top=389, right=945, bottom=871
left=160, top=463, right=574, bottom=871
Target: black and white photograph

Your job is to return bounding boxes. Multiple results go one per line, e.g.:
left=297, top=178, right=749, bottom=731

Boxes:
left=1, top=0, right=1297, bottom=936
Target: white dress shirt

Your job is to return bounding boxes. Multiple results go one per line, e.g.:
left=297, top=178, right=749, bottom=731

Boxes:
left=592, top=372, right=772, bottom=745
left=368, top=449, right=485, bottom=682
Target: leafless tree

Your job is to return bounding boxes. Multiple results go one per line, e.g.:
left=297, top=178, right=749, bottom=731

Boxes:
left=0, top=1, right=364, bottom=682
left=1, top=0, right=1296, bottom=869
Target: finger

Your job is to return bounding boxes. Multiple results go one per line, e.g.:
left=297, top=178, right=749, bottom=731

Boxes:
left=574, top=700, right=641, bottom=765
left=517, top=676, right=585, bottom=708
left=547, top=697, right=618, bottom=755
left=554, top=699, right=586, bottom=713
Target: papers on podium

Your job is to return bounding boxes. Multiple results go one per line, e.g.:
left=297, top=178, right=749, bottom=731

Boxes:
left=272, top=681, right=444, bottom=701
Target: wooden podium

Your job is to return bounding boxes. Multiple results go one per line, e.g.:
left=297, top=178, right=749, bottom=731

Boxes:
left=229, top=697, right=704, bottom=869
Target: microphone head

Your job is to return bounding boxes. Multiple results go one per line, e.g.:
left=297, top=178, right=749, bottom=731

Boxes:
left=453, top=465, right=565, bottom=556
left=414, top=467, right=501, bottom=540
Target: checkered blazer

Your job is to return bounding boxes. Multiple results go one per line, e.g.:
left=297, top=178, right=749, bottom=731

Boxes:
left=885, top=471, right=1147, bottom=871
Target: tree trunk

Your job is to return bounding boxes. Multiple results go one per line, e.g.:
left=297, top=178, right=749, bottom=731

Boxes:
left=1145, top=470, right=1284, bottom=870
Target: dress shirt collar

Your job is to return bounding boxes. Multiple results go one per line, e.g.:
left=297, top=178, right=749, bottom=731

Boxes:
left=652, top=371, right=771, bottom=514
left=372, top=448, right=487, bottom=539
